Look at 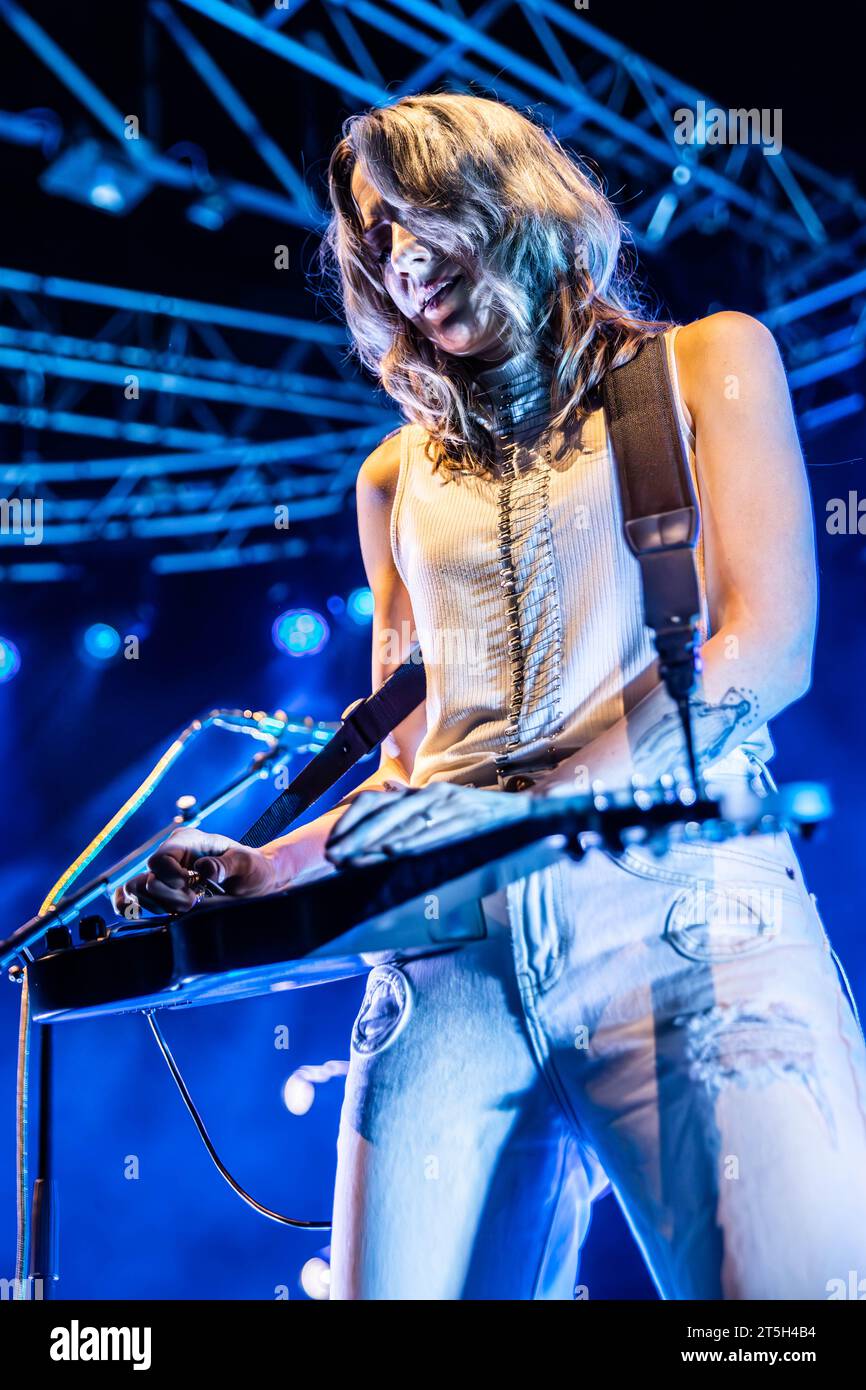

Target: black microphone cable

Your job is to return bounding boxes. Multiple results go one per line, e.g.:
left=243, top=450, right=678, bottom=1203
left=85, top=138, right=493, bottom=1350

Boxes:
left=145, top=1010, right=332, bottom=1230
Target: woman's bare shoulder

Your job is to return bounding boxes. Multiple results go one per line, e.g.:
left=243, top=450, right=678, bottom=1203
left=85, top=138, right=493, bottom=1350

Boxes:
left=357, top=427, right=405, bottom=504
left=675, top=312, right=783, bottom=424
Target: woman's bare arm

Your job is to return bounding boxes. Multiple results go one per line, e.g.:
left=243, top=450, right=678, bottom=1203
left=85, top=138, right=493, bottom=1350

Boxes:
left=261, top=429, right=426, bottom=884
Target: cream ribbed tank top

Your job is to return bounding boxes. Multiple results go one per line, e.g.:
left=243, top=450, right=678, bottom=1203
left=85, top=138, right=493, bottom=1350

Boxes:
left=390, top=326, right=774, bottom=789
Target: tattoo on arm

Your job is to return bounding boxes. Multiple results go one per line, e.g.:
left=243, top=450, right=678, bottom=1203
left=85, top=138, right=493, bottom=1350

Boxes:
left=632, top=687, right=760, bottom=778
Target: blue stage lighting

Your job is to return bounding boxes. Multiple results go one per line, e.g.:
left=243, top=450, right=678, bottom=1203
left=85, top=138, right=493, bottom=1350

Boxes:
left=272, top=608, right=329, bottom=658
left=300, top=1256, right=331, bottom=1301
left=83, top=623, right=121, bottom=661
left=347, top=587, right=375, bottom=623
left=282, top=1074, right=315, bottom=1116
left=40, top=140, right=152, bottom=216
left=187, top=193, right=234, bottom=232
left=0, top=637, right=21, bottom=683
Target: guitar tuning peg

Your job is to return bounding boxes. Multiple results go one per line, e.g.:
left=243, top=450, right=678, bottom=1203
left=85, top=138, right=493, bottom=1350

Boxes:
left=591, top=778, right=610, bottom=811
left=657, top=772, right=676, bottom=803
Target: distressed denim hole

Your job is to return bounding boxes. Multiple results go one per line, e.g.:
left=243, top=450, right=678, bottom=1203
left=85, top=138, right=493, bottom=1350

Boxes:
left=663, top=882, right=782, bottom=963
left=351, top=964, right=413, bottom=1055
left=674, top=1002, right=836, bottom=1140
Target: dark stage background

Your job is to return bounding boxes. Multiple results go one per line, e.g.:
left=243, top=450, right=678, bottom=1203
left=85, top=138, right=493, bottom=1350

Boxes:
left=1, top=0, right=864, bottom=1300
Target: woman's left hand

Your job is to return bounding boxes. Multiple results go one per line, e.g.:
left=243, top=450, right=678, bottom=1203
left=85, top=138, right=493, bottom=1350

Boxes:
left=325, top=781, right=530, bottom=866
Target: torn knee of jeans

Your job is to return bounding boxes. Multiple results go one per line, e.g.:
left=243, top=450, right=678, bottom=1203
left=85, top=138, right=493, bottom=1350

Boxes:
left=673, top=1002, right=836, bottom=1140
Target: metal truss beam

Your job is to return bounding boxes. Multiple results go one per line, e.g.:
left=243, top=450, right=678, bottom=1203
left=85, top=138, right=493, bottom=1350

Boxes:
left=0, top=326, right=373, bottom=403
left=0, top=0, right=320, bottom=227
left=0, top=345, right=389, bottom=422
left=2, top=0, right=864, bottom=577
left=177, top=0, right=387, bottom=104
left=0, top=264, right=395, bottom=575
left=166, top=0, right=866, bottom=391
left=0, top=269, right=393, bottom=478
left=151, top=0, right=320, bottom=217
left=0, top=268, right=345, bottom=342
left=1, top=426, right=390, bottom=484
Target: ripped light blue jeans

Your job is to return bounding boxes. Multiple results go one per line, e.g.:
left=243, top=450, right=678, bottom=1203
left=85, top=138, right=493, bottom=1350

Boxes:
left=330, top=772, right=866, bottom=1300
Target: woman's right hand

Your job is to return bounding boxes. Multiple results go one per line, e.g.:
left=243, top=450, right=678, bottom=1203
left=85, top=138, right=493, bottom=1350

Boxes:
left=113, top=827, right=279, bottom=917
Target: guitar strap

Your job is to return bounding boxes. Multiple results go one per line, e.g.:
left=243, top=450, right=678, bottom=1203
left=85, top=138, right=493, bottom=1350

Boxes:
left=601, top=332, right=702, bottom=712
left=240, top=330, right=701, bottom=846
left=240, top=648, right=426, bottom=848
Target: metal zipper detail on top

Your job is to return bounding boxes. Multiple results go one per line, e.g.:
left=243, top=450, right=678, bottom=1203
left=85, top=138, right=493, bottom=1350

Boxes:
left=497, top=441, right=524, bottom=757
left=469, top=354, right=564, bottom=777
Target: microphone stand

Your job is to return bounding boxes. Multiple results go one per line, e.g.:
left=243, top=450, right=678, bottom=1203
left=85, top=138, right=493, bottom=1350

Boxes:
left=27, top=1023, right=57, bottom=1300
left=5, top=706, right=337, bottom=1299
left=1, top=709, right=335, bottom=971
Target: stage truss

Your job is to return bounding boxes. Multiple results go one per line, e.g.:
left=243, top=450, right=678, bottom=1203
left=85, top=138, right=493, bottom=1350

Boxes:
left=1, top=0, right=864, bottom=576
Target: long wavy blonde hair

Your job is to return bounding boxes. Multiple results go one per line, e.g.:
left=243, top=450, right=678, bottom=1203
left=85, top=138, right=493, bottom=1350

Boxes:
left=321, top=92, right=668, bottom=474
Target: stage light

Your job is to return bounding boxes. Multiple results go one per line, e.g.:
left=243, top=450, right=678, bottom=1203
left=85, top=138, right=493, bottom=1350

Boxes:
left=0, top=637, right=21, bottom=683
left=90, top=180, right=124, bottom=212
left=300, top=1257, right=331, bottom=1301
left=788, top=783, right=833, bottom=823
left=282, top=1074, right=315, bottom=1116
left=83, top=623, right=121, bottom=661
left=187, top=193, right=234, bottom=232
left=272, top=608, right=329, bottom=658
left=40, top=140, right=152, bottom=216
left=282, top=1061, right=349, bottom=1115
left=646, top=191, right=679, bottom=243
left=326, top=594, right=346, bottom=616
left=347, top=587, right=374, bottom=624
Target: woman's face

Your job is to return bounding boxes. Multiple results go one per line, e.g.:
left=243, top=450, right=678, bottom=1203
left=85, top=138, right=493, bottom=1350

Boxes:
left=351, top=162, right=508, bottom=361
